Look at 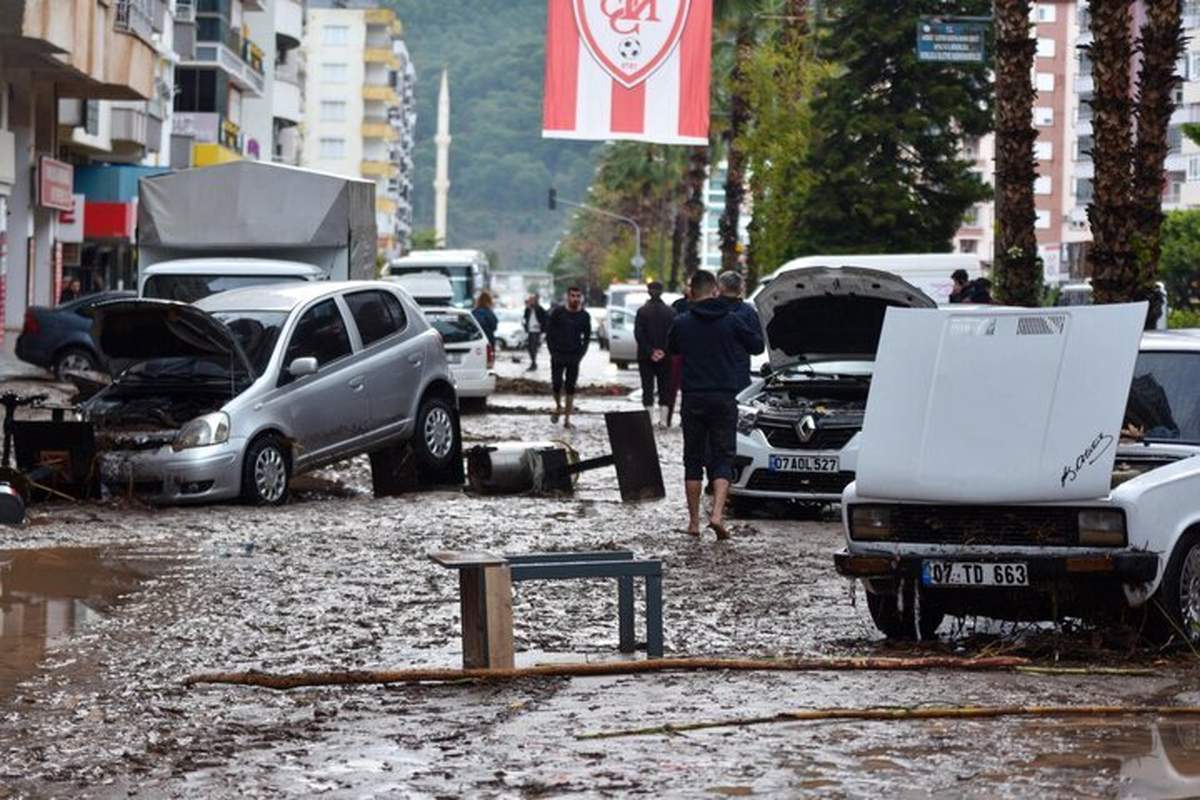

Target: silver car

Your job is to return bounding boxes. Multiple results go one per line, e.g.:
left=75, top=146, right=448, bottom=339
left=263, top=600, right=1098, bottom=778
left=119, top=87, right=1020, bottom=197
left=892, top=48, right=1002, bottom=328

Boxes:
left=84, top=281, right=461, bottom=505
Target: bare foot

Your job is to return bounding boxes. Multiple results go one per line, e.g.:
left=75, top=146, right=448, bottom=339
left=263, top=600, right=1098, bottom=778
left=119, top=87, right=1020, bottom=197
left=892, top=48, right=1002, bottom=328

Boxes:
left=550, top=409, right=560, bottom=423
left=707, top=520, right=731, bottom=541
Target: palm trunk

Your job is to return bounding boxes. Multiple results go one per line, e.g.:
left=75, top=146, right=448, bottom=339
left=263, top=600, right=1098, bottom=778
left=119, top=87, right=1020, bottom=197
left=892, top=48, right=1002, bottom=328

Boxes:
left=1087, top=0, right=1138, bottom=305
left=994, top=0, right=1040, bottom=307
left=1132, top=0, right=1184, bottom=328
left=668, top=207, right=685, bottom=292
left=684, top=145, right=708, bottom=279
left=718, top=23, right=753, bottom=273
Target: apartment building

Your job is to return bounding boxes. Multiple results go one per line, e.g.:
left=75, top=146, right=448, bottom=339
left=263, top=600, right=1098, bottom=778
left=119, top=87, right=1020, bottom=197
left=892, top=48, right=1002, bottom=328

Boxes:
left=302, top=1, right=414, bottom=256
left=699, top=160, right=750, bottom=272
left=0, top=0, right=162, bottom=343
left=242, top=0, right=306, bottom=165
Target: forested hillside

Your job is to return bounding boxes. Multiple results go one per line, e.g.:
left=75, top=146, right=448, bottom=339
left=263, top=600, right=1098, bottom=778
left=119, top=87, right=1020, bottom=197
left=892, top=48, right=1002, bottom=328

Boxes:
left=390, top=0, right=598, bottom=270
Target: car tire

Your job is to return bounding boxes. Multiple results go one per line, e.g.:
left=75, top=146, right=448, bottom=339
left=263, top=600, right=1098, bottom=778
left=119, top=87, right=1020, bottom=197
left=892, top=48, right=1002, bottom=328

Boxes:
left=241, top=434, right=290, bottom=506
left=615, top=361, right=629, bottom=370
left=866, top=582, right=945, bottom=641
left=53, top=346, right=98, bottom=380
left=414, top=395, right=461, bottom=484
left=1146, top=531, right=1200, bottom=647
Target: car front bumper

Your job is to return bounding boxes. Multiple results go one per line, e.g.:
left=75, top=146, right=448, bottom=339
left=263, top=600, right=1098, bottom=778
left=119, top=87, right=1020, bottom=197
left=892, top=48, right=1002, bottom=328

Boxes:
left=730, top=430, right=854, bottom=501
left=98, top=439, right=244, bottom=504
left=834, top=549, right=1159, bottom=584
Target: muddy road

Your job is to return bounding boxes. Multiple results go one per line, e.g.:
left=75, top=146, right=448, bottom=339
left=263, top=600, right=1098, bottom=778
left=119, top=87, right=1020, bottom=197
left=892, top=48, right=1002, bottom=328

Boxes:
left=2, top=397, right=1199, bottom=798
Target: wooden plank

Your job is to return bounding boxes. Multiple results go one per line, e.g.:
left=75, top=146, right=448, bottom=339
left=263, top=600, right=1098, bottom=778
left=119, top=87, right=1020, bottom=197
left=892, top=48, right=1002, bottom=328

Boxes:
left=430, top=550, right=507, bottom=569
left=605, top=410, right=666, bottom=502
left=459, top=567, right=488, bottom=669
left=483, top=564, right=515, bottom=669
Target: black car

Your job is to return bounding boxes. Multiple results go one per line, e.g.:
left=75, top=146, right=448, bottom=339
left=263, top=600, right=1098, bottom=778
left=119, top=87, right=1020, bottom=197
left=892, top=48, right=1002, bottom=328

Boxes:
left=16, top=291, right=136, bottom=378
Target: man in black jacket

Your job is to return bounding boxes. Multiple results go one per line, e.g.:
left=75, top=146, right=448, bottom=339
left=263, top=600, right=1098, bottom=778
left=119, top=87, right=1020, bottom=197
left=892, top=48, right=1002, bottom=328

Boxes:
left=668, top=270, right=765, bottom=539
left=718, top=271, right=761, bottom=391
left=545, top=286, right=591, bottom=429
left=523, top=293, right=549, bottom=372
left=634, top=281, right=676, bottom=427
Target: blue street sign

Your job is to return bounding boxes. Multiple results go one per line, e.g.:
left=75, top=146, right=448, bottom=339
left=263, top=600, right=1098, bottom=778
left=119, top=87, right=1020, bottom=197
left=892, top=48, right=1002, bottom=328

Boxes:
left=916, top=18, right=988, bottom=63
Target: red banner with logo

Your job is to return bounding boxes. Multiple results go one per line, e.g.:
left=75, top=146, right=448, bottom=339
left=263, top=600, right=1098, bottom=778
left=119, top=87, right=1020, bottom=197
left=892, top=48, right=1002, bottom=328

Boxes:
left=543, top=0, right=711, bottom=145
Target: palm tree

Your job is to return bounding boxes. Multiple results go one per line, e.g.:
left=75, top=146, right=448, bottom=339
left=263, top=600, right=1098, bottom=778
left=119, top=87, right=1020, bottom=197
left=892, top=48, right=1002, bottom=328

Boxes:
left=1132, top=0, right=1184, bottom=328
left=715, top=0, right=761, bottom=274
left=993, top=0, right=1040, bottom=306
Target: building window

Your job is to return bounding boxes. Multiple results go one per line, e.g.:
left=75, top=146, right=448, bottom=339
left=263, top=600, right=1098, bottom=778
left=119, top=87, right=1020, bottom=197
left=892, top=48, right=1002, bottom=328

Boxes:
left=1035, top=175, right=1053, bottom=195
left=1075, top=178, right=1094, bottom=203
left=1035, top=4, right=1056, bottom=23
left=1191, top=52, right=1200, bottom=80
left=1035, top=72, right=1055, bottom=92
left=323, top=63, right=348, bottom=83
left=1189, top=156, right=1200, bottom=182
left=959, top=239, right=979, bottom=254
left=1034, top=107, right=1054, bottom=127
left=1034, top=140, right=1053, bottom=160
left=1035, top=209, right=1051, bottom=229
left=1076, top=135, right=1094, bottom=160
left=962, top=137, right=980, bottom=159
left=319, top=137, right=345, bottom=159
left=1037, top=38, right=1056, bottom=59
left=320, top=100, right=346, bottom=122
left=322, top=25, right=349, bottom=46
left=174, top=67, right=219, bottom=113
left=962, top=205, right=980, bottom=226
left=1169, top=126, right=1184, bottom=154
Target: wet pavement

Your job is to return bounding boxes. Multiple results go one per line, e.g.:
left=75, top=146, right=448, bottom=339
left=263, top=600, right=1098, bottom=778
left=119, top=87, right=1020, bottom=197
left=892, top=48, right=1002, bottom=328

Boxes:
left=0, top=384, right=1198, bottom=797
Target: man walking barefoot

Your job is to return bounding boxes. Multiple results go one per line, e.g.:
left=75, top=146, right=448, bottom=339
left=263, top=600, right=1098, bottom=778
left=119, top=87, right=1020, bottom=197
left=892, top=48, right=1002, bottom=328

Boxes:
left=545, top=286, right=591, bottom=429
left=668, top=271, right=764, bottom=539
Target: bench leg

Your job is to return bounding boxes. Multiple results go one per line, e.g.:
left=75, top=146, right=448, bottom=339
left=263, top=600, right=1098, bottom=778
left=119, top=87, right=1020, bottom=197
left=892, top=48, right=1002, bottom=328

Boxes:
left=459, top=567, right=488, bottom=669
left=618, top=576, right=635, bottom=653
left=645, top=574, right=663, bottom=658
left=483, top=564, right=515, bottom=669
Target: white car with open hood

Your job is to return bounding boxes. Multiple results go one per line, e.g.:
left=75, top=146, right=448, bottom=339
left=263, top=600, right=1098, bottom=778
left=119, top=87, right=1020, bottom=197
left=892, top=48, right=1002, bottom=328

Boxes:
left=836, top=303, right=1200, bottom=644
left=730, top=266, right=936, bottom=508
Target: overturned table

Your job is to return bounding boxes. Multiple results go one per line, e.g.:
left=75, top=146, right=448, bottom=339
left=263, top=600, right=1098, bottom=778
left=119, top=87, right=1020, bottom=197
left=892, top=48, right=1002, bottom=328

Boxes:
left=430, top=550, right=664, bottom=669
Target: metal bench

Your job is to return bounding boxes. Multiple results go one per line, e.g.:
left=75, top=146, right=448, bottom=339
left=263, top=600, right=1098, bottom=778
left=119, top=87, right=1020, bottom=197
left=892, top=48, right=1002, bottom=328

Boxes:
left=430, top=549, right=664, bottom=669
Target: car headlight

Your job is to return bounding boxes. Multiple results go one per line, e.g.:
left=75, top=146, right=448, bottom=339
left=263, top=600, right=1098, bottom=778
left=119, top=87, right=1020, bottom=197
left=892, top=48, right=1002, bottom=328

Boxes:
left=172, top=412, right=231, bottom=452
left=849, top=505, right=893, bottom=541
left=1077, top=509, right=1126, bottom=547
left=736, top=405, right=759, bottom=435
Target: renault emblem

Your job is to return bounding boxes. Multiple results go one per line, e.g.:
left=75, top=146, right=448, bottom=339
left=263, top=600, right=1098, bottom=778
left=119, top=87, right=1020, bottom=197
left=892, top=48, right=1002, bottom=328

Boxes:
left=795, top=415, right=817, bottom=443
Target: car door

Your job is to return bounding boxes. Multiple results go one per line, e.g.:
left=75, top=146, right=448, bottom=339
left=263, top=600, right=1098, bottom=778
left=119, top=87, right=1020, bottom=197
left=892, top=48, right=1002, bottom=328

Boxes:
left=342, top=288, right=419, bottom=439
left=276, top=297, right=367, bottom=466
left=608, top=307, right=635, bottom=362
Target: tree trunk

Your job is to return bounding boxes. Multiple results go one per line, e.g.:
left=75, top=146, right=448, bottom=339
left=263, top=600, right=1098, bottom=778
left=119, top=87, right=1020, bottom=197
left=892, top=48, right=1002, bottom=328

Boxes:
left=994, top=0, right=1040, bottom=306
left=684, top=145, right=708, bottom=279
left=718, top=23, right=754, bottom=273
left=668, top=207, right=684, bottom=292
left=1132, top=0, right=1184, bottom=328
left=1087, top=0, right=1138, bottom=305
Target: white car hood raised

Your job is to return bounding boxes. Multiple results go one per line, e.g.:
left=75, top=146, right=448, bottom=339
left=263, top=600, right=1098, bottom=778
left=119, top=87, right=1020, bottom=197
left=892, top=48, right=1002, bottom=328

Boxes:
left=754, top=266, right=936, bottom=370
left=855, top=303, right=1148, bottom=503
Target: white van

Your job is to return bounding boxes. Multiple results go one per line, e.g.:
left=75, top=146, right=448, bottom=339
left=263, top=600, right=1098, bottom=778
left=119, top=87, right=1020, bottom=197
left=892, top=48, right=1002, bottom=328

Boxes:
left=751, top=253, right=981, bottom=306
left=385, top=271, right=455, bottom=307
left=139, top=258, right=326, bottom=303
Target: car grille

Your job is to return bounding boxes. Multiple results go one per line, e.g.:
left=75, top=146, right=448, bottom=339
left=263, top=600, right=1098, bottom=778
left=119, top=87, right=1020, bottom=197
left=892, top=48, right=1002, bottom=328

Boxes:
left=755, top=420, right=858, bottom=450
left=745, top=469, right=855, bottom=495
left=886, top=505, right=1080, bottom=546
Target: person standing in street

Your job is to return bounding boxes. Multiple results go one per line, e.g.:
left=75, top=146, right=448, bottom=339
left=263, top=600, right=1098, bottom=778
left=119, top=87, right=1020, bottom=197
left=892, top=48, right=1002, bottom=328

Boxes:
left=948, top=269, right=971, bottom=304
left=718, top=271, right=762, bottom=391
left=523, top=292, right=549, bottom=372
left=668, top=270, right=764, bottom=540
left=665, top=285, right=691, bottom=425
left=472, top=290, right=498, bottom=346
left=634, top=281, right=676, bottom=428
left=545, top=286, right=591, bottom=429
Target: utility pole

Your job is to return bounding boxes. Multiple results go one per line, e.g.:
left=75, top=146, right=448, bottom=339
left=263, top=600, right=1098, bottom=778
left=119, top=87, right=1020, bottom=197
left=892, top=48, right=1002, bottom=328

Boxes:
left=548, top=188, right=645, bottom=281
left=434, top=69, right=451, bottom=248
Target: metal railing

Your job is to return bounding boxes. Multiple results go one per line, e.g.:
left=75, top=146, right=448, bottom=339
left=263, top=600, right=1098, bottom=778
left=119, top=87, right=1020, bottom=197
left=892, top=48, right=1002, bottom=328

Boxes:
left=115, top=0, right=155, bottom=40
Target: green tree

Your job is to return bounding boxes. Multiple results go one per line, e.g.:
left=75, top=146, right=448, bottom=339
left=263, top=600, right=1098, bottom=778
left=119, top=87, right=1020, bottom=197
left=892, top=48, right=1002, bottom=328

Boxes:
left=409, top=228, right=439, bottom=250
left=1159, top=209, right=1200, bottom=308
left=791, top=0, right=994, bottom=254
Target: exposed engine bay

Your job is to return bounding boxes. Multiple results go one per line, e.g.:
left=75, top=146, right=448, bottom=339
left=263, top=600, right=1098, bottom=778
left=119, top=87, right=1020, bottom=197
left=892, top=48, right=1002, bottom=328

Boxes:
left=84, top=390, right=229, bottom=450
left=742, top=373, right=870, bottom=449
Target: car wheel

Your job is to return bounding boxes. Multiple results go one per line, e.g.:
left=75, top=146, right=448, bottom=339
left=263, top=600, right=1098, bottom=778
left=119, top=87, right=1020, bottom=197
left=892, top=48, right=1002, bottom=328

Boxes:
left=414, top=396, right=461, bottom=483
left=615, top=361, right=629, bottom=370
left=1147, top=531, right=1200, bottom=646
left=866, top=582, right=945, bottom=641
left=53, top=347, right=98, bottom=380
left=241, top=435, right=290, bottom=506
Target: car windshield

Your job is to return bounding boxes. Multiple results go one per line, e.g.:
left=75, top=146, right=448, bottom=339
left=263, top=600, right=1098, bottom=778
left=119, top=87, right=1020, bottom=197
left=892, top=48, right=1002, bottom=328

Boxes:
left=210, top=311, right=288, bottom=376
left=143, top=274, right=308, bottom=304
left=1126, top=351, right=1200, bottom=444
left=427, top=312, right=481, bottom=344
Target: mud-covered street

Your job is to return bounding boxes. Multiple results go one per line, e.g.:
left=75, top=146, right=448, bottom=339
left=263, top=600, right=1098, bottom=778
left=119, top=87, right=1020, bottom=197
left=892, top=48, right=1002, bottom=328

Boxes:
left=1, top=373, right=1198, bottom=799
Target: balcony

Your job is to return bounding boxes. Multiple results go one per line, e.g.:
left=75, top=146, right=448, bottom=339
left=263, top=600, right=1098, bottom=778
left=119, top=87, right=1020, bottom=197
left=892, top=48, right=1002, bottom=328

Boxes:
left=114, top=0, right=155, bottom=43
left=111, top=106, right=163, bottom=153
left=274, top=0, right=304, bottom=46
left=172, top=111, right=241, bottom=152
left=366, top=7, right=403, bottom=35
left=363, top=85, right=401, bottom=105
left=272, top=77, right=302, bottom=125
left=364, top=48, right=400, bottom=69
left=361, top=160, right=399, bottom=178
left=362, top=121, right=398, bottom=141
left=1074, top=74, right=1094, bottom=95
left=376, top=196, right=398, bottom=215
left=186, top=17, right=266, bottom=95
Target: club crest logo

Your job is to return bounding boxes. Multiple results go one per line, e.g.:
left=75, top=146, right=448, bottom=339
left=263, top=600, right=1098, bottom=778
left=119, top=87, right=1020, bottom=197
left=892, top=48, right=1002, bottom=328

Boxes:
left=572, top=0, right=691, bottom=88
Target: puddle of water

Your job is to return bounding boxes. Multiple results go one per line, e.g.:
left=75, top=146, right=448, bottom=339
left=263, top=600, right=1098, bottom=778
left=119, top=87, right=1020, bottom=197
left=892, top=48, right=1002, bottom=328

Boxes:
left=0, top=546, right=175, bottom=703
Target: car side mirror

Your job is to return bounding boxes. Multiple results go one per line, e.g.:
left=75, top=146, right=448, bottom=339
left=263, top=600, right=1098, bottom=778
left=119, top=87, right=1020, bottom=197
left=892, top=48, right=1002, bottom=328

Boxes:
left=759, top=363, right=773, bottom=378
left=288, top=357, right=318, bottom=378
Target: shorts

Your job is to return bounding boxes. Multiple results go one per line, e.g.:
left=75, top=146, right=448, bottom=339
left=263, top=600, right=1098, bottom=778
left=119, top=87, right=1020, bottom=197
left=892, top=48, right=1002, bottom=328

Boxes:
left=551, top=357, right=581, bottom=395
left=681, top=392, right=737, bottom=482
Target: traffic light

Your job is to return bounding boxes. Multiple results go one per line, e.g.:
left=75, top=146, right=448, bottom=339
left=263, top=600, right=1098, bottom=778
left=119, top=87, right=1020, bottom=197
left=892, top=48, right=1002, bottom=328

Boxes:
left=548, top=188, right=557, bottom=210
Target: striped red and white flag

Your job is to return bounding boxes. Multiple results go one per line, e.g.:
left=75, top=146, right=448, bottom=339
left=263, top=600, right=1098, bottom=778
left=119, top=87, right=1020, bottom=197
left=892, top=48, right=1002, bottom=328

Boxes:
left=543, top=0, right=712, bottom=146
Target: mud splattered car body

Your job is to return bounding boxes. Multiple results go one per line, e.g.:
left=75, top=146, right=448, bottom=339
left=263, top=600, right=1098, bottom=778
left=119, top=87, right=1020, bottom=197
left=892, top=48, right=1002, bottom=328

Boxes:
left=836, top=304, right=1200, bottom=642
left=84, top=282, right=460, bottom=505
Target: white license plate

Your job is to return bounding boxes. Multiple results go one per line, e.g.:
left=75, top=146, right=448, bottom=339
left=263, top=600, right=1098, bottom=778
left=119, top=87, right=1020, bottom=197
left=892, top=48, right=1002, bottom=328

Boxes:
left=767, top=454, right=839, bottom=473
left=922, top=561, right=1029, bottom=587
left=446, top=352, right=463, bottom=364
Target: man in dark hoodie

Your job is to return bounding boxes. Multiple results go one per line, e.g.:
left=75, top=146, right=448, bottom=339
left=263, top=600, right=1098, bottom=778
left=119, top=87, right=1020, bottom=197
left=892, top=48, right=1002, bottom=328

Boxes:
left=634, top=281, right=676, bottom=427
left=718, top=271, right=762, bottom=391
left=668, top=270, right=765, bottom=540
left=545, top=286, right=592, bottom=429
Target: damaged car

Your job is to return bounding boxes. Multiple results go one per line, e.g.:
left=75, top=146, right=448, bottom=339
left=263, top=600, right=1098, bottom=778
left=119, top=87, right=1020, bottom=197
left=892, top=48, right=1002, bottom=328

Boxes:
left=836, top=303, right=1200, bottom=644
left=84, top=282, right=461, bottom=505
left=730, top=266, right=936, bottom=511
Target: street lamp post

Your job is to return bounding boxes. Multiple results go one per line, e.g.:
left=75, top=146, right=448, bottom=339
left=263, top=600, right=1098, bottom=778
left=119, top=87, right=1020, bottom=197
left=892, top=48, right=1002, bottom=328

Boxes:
left=548, top=188, right=645, bottom=282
